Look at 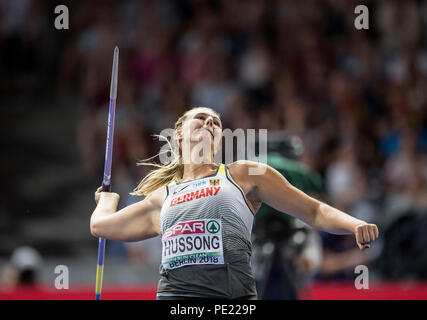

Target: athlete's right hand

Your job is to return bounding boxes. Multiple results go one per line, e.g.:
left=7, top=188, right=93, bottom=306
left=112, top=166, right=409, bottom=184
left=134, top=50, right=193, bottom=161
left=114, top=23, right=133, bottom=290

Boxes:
left=95, top=186, right=120, bottom=205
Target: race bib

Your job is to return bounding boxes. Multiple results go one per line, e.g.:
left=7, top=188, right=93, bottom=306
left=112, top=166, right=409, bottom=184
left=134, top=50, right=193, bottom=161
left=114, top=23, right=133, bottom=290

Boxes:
left=161, top=219, right=224, bottom=270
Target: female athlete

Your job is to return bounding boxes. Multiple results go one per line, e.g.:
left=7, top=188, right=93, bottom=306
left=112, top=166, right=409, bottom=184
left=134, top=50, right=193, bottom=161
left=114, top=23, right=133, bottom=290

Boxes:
left=90, top=106, right=379, bottom=299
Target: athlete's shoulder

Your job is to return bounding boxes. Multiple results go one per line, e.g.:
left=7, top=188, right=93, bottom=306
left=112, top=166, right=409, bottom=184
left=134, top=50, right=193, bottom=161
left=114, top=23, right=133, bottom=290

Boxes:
left=147, top=185, right=167, bottom=207
left=227, top=160, right=268, bottom=178
left=227, top=159, right=257, bottom=169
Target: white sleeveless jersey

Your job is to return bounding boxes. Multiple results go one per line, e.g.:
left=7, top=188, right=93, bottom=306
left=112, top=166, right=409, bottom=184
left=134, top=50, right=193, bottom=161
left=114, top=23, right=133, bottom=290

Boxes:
left=160, top=163, right=254, bottom=269
left=157, top=163, right=257, bottom=299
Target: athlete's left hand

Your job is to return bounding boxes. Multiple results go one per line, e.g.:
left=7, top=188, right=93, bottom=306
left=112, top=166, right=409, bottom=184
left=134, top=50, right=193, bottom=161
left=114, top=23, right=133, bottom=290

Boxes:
left=354, top=223, right=379, bottom=250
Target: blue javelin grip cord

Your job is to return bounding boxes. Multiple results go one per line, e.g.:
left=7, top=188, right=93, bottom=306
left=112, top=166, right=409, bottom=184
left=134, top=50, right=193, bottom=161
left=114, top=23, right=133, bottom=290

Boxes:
left=95, top=46, right=119, bottom=300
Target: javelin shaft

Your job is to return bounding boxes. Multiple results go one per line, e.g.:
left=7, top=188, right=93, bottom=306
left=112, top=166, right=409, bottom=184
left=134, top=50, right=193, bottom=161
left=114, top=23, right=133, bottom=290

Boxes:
left=95, top=46, right=119, bottom=301
left=102, top=46, right=119, bottom=192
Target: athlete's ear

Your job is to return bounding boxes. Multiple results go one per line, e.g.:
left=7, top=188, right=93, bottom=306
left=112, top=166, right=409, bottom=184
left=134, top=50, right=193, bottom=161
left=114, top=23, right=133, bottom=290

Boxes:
left=173, top=129, right=183, bottom=146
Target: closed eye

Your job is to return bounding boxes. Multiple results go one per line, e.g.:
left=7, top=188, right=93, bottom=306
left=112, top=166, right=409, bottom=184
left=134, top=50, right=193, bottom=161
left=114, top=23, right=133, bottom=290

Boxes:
left=194, top=113, right=222, bottom=127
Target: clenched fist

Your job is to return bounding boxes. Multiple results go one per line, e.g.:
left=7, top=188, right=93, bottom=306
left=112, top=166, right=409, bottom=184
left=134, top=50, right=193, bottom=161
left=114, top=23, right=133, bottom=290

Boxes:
left=94, top=186, right=120, bottom=205
left=354, top=223, right=379, bottom=250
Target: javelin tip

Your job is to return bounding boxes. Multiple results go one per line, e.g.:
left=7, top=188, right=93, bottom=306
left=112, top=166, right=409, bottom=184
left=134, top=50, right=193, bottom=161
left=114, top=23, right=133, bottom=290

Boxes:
left=110, top=46, right=119, bottom=100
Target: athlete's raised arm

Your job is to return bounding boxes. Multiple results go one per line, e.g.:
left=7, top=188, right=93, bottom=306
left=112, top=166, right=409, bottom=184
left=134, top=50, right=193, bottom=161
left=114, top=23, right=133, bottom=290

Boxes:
left=90, top=186, right=165, bottom=242
left=228, top=160, right=379, bottom=250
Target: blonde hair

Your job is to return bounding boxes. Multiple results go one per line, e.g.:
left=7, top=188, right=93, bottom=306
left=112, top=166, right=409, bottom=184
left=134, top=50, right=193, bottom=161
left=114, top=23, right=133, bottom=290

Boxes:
left=131, top=106, right=220, bottom=197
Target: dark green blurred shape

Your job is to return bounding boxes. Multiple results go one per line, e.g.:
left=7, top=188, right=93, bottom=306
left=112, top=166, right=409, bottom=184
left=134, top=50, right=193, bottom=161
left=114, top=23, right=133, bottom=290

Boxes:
left=254, top=152, right=324, bottom=240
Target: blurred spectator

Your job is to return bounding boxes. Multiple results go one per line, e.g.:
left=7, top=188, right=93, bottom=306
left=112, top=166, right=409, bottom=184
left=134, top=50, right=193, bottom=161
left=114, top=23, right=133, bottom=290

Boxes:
left=0, top=246, right=43, bottom=291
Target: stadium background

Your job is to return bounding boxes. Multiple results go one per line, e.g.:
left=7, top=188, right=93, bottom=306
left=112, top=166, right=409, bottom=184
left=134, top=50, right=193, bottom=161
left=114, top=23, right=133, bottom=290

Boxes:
left=1, top=0, right=427, bottom=299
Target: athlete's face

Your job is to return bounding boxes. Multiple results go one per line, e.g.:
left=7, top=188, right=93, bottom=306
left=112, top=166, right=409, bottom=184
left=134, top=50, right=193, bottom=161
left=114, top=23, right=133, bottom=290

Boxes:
left=176, top=109, right=222, bottom=158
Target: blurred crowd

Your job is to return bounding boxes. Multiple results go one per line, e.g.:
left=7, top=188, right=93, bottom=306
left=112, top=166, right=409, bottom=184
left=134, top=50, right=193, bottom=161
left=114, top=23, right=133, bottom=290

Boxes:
left=2, top=0, right=427, bottom=286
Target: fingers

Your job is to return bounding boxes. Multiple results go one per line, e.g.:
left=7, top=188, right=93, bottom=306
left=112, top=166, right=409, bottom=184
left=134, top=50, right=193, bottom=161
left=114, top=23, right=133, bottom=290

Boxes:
left=361, top=226, right=370, bottom=244
left=374, top=224, right=379, bottom=238
left=356, top=227, right=364, bottom=245
left=355, top=228, right=367, bottom=250
left=355, top=224, right=379, bottom=250
left=367, top=224, right=379, bottom=241
left=368, top=225, right=376, bottom=242
left=95, top=186, right=102, bottom=203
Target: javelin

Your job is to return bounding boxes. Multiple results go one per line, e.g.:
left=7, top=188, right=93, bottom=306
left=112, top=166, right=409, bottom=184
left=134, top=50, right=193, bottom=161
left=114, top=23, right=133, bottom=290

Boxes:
left=95, top=46, right=119, bottom=300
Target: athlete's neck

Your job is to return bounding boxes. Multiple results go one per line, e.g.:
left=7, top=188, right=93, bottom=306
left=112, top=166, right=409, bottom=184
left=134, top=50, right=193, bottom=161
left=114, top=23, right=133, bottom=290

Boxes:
left=181, top=163, right=218, bottom=182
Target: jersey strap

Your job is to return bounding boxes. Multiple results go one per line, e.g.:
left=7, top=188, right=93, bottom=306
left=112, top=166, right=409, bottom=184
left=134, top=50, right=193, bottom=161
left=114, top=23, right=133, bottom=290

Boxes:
left=168, top=178, right=181, bottom=187
left=217, top=163, right=226, bottom=176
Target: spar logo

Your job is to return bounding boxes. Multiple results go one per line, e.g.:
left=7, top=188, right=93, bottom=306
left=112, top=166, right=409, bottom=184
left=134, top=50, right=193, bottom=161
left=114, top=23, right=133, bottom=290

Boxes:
left=207, top=220, right=220, bottom=234
left=162, top=220, right=221, bottom=239
left=163, top=220, right=205, bottom=239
